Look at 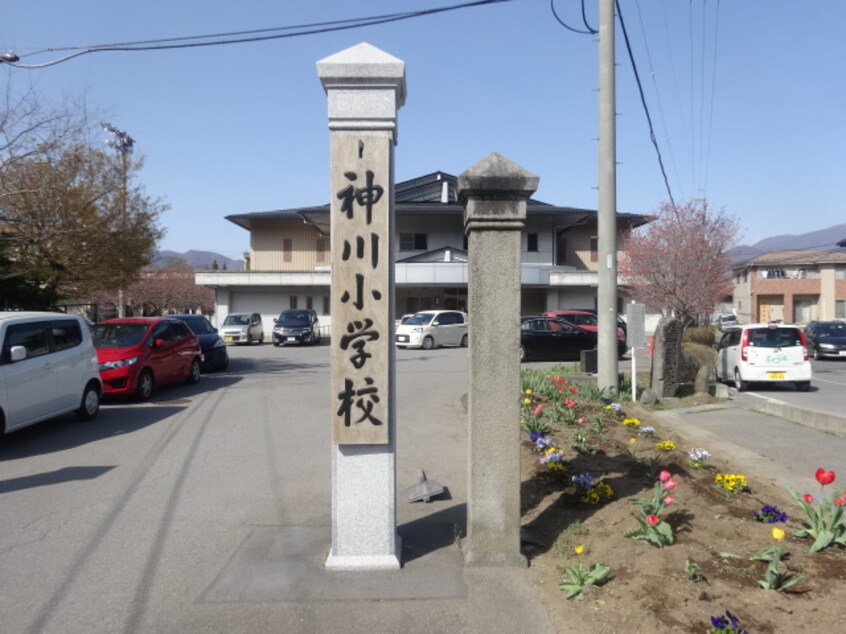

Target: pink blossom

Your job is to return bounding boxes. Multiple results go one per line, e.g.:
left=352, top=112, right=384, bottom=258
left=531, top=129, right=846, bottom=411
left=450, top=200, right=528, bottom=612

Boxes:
left=658, top=470, right=671, bottom=482
left=646, top=514, right=660, bottom=526
left=663, top=479, right=677, bottom=491
left=576, top=417, right=586, bottom=426
left=564, top=398, right=576, bottom=408
left=663, top=496, right=675, bottom=506
left=533, top=404, right=544, bottom=416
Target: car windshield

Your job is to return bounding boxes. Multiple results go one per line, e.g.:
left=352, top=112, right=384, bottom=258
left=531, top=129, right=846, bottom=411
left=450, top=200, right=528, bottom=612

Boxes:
left=747, top=327, right=802, bottom=348
left=223, top=314, right=250, bottom=326
left=278, top=311, right=311, bottom=326
left=92, top=323, right=149, bottom=348
left=404, top=313, right=435, bottom=326
left=181, top=317, right=215, bottom=334
left=818, top=323, right=846, bottom=336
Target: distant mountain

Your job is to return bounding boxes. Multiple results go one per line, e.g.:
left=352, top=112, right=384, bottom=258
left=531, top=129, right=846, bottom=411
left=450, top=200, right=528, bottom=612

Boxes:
left=729, top=223, right=846, bottom=263
left=152, top=249, right=244, bottom=270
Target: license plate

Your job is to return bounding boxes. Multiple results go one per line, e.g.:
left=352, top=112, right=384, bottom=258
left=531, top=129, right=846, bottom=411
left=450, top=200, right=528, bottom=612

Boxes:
left=767, top=372, right=785, bottom=380
left=287, top=337, right=297, bottom=342
left=840, top=351, right=846, bottom=356
left=224, top=336, right=234, bottom=342
left=397, top=335, right=409, bottom=342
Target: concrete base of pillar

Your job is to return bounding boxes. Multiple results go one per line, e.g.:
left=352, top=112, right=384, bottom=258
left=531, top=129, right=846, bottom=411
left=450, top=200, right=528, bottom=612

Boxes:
left=325, top=541, right=402, bottom=571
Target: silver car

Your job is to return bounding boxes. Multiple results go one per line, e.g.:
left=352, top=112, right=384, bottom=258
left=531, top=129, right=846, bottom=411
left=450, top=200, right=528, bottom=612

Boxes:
left=220, top=312, right=264, bottom=345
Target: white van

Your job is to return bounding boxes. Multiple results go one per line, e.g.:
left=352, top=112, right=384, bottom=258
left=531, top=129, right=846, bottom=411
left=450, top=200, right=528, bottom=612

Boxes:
left=714, top=323, right=812, bottom=392
left=0, top=312, right=102, bottom=436
left=395, top=310, right=468, bottom=349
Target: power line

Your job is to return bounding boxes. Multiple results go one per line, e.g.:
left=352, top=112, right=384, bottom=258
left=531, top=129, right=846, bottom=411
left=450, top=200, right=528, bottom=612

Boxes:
left=2, top=0, right=511, bottom=69
left=615, top=0, right=676, bottom=208
left=550, top=0, right=595, bottom=35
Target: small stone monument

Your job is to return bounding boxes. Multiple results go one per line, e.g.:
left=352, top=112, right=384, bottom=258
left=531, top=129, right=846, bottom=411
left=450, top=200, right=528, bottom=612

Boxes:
left=650, top=315, right=683, bottom=399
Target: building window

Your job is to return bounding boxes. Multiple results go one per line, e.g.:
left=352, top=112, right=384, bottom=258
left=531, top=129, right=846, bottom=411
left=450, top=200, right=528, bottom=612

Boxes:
left=835, top=268, right=846, bottom=280
left=316, top=237, right=328, bottom=263
left=400, top=233, right=427, bottom=251
left=527, top=233, right=538, bottom=252
left=306, top=296, right=313, bottom=310
left=837, top=300, right=846, bottom=319
left=590, top=237, right=598, bottom=262
left=283, top=238, right=293, bottom=263
left=289, top=296, right=298, bottom=309
left=322, top=295, right=330, bottom=315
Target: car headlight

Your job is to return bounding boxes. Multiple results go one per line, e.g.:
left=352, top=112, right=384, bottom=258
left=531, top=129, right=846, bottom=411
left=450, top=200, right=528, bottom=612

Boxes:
left=213, top=339, right=225, bottom=348
left=820, top=343, right=835, bottom=349
left=100, top=356, right=139, bottom=371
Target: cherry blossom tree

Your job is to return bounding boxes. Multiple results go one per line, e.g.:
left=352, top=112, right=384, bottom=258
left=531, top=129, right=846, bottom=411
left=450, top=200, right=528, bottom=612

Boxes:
left=619, top=199, right=741, bottom=326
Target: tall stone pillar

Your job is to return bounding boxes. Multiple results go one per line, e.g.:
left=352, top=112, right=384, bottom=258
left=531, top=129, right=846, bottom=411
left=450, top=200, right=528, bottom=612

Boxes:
left=458, top=153, right=538, bottom=567
left=317, top=43, right=405, bottom=571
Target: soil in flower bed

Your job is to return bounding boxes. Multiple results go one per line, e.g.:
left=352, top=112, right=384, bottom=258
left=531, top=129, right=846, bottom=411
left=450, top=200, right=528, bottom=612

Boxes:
left=519, top=401, right=846, bottom=633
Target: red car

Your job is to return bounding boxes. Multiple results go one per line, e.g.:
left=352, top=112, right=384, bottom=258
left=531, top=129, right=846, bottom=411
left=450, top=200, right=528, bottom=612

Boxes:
left=543, top=309, right=627, bottom=341
left=92, top=317, right=203, bottom=400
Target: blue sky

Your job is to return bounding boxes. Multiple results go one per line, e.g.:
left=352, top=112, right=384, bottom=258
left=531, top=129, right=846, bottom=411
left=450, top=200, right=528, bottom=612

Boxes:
left=2, top=1, right=844, bottom=260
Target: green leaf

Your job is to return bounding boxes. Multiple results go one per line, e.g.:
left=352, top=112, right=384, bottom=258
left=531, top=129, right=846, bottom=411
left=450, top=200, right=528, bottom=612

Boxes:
left=810, top=529, right=835, bottom=553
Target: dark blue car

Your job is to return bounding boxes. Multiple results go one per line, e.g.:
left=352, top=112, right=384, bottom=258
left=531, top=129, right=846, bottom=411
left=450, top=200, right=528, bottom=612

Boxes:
left=171, top=314, right=229, bottom=372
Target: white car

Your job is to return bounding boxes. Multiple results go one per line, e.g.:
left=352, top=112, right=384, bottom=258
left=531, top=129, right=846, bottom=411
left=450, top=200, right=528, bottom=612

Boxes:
left=714, top=323, right=811, bottom=392
left=220, top=312, right=264, bottom=345
left=395, top=310, right=468, bottom=350
left=0, top=312, right=102, bottom=436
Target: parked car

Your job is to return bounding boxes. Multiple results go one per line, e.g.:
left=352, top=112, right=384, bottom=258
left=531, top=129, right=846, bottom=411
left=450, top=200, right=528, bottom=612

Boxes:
left=804, top=320, right=846, bottom=360
left=542, top=309, right=627, bottom=342
left=92, top=317, right=203, bottom=401
left=570, top=308, right=628, bottom=336
left=713, top=313, right=739, bottom=330
left=395, top=310, right=468, bottom=349
left=272, top=309, right=321, bottom=346
left=714, top=322, right=811, bottom=391
left=0, top=311, right=102, bottom=436
left=170, top=314, right=229, bottom=371
left=220, top=312, right=264, bottom=345
left=520, top=316, right=600, bottom=362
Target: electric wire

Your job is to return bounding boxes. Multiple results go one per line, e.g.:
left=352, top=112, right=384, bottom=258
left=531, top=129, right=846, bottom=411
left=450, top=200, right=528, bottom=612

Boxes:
left=551, top=0, right=595, bottom=35
left=702, top=0, right=721, bottom=201
left=580, top=0, right=598, bottom=34
left=2, top=0, right=510, bottom=69
left=615, top=0, right=676, bottom=209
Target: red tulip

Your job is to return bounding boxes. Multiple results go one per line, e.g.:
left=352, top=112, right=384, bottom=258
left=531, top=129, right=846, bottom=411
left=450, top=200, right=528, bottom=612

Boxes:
left=815, top=469, right=836, bottom=486
left=803, top=493, right=814, bottom=504
left=646, top=514, right=660, bottom=526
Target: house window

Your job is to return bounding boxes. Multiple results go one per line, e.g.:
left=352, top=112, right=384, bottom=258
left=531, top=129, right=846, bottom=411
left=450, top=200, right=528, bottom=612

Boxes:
left=283, top=238, right=293, bottom=263
left=527, top=233, right=538, bottom=252
left=306, top=296, right=313, bottom=310
left=836, top=300, right=846, bottom=319
left=590, top=237, right=598, bottom=262
left=835, top=268, right=846, bottom=280
left=400, top=233, right=427, bottom=251
left=289, top=296, right=298, bottom=309
left=316, top=237, right=327, bottom=264
left=322, top=295, right=330, bottom=315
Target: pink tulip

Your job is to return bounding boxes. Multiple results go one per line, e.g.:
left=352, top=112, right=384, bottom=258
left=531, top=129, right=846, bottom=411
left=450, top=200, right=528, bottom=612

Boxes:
left=658, top=470, right=671, bottom=482
left=663, top=495, right=674, bottom=506
left=533, top=404, right=544, bottom=416
left=803, top=493, right=814, bottom=504
left=646, top=514, right=660, bottom=526
left=663, top=479, right=677, bottom=491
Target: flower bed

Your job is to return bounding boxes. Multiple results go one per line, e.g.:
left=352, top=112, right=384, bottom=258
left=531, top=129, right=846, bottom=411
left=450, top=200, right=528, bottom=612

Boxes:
left=518, top=369, right=846, bottom=633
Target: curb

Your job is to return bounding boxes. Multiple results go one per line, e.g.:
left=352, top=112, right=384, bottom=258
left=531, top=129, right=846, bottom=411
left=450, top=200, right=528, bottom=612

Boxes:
left=752, top=398, right=846, bottom=437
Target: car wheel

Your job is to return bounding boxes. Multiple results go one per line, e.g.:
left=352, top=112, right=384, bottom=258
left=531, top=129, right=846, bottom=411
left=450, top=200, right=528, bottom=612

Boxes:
left=813, top=346, right=820, bottom=360
left=734, top=368, right=748, bottom=392
left=421, top=336, right=435, bottom=350
left=259, top=332, right=264, bottom=344
left=136, top=369, right=154, bottom=401
left=273, top=341, right=280, bottom=347
left=246, top=333, right=253, bottom=345
left=186, top=358, right=201, bottom=384
left=460, top=334, right=469, bottom=348
left=519, top=345, right=527, bottom=362
left=796, top=381, right=811, bottom=392
left=76, top=382, right=101, bottom=421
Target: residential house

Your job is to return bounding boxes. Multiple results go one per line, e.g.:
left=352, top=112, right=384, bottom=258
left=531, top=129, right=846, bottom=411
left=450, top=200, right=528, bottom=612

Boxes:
left=731, top=250, right=846, bottom=325
left=195, top=171, right=648, bottom=333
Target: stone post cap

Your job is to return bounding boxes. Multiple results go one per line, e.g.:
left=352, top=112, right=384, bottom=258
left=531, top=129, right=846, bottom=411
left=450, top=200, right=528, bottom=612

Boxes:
left=457, top=152, right=539, bottom=204
left=317, top=42, right=406, bottom=107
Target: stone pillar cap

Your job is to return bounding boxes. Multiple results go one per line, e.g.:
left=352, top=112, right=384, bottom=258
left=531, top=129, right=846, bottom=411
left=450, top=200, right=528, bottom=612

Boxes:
left=317, top=42, right=406, bottom=107
left=457, top=152, right=539, bottom=203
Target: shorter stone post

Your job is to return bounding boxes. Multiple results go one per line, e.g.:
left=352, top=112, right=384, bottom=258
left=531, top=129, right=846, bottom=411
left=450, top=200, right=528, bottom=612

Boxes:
left=458, top=153, right=538, bottom=567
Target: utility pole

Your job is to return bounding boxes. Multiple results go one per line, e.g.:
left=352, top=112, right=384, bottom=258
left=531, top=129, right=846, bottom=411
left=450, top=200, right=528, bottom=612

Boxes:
left=102, top=122, right=134, bottom=318
left=597, top=0, right=619, bottom=394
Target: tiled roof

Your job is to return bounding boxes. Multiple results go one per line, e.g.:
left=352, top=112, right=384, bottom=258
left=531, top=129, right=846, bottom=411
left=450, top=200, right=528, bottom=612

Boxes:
left=737, top=249, right=846, bottom=267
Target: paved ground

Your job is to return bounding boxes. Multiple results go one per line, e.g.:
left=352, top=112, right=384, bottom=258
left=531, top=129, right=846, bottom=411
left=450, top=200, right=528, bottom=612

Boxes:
left=2, top=343, right=844, bottom=634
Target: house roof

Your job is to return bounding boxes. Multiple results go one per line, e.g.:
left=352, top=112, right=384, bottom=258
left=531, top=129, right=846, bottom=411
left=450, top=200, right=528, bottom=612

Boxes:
left=225, top=171, right=649, bottom=234
left=733, top=249, right=846, bottom=270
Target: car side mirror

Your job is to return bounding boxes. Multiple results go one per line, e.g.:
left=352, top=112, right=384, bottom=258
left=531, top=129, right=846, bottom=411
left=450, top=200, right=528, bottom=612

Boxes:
left=153, top=338, right=167, bottom=348
left=9, top=345, right=27, bottom=362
